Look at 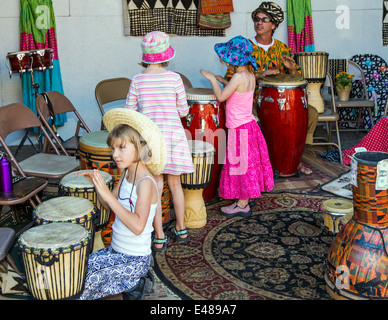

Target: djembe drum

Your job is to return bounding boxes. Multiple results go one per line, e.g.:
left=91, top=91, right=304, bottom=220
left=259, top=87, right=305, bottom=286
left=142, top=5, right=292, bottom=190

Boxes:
left=295, top=51, right=329, bottom=113
left=321, top=198, right=353, bottom=235
left=33, top=196, right=97, bottom=252
left=183, top=88, right=226, bottom=201
left=325, top=151, right=388, bottom=299
left=58, top=170, right=115, bottom=251
left=257, top=74, right=308, bottom=177
left=18, top=222, right=91, bottom=300
left=181, top=140, right=215, bottom=228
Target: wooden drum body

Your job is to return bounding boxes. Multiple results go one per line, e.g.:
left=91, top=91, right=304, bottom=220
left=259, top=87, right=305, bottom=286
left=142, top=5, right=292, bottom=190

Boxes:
left=257, top=74, right=308, bottom=177
left=78, top=130, right=121, bottom=184
left=6, top=49, right=53, bottom=76
left=325, top=151, right=388, bottom=300
left=18, top=223, right=91, bottom=300
left=181, top=140, right=215, bottom=229
left=182, top=88, right=226, bottom=201
left=295, top=51, right=329, bottom=113
left=321, top=198, right=353, bottom=234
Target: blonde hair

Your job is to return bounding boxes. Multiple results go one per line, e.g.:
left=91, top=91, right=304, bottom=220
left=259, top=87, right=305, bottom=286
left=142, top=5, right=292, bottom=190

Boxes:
left=107, top=124, right=151, bottom=163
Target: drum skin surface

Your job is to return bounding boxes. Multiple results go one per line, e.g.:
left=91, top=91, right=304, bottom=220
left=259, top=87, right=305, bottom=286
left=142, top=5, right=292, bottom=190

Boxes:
left=257, top=75, right=308, bottom=177
left=182, top=88, right=226, bottom=201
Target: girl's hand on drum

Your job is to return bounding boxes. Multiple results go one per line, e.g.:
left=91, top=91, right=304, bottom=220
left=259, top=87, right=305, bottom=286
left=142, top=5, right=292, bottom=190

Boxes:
left=75, top=170, right=94, bottom=184
left=92, top=170, right=113, bottom=203
left=256, top=69, right=279, bottom=80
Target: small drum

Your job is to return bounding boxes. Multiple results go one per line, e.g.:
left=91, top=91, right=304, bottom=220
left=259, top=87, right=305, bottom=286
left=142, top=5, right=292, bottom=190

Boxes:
left=257, top=74, right=308, bottom=177
left=181, top=140, right=215, bottom=229
left=295, top=52, right=329, bottom=113
left=78, top=130, right=121, bottom=184
left=6, top=50, right=33, bottom=75
left=6, top=49, right=53, bottom=76
left=58, top=170, right=114, bottom=230
left=33, top=196, right=96, bottom=252
left=321, top=198, right=353, bottom=234
left=183, top=88, right=226, bottom=201
left=18, top=222, right=91, bottom=300
left=30, top=48, right=53, bottom=71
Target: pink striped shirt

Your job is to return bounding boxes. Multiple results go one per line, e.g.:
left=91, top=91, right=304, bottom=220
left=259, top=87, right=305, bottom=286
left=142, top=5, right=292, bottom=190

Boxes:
left=125, top=71, right=194, bottom=175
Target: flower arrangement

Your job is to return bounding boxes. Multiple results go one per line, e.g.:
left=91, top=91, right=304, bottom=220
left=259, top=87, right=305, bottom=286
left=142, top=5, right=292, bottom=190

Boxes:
left=335, top=71, right=355, bottom=89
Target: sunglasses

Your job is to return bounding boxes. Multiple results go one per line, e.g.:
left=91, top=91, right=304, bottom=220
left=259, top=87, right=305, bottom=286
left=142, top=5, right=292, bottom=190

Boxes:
left=253, top=17, right=271, bottom=23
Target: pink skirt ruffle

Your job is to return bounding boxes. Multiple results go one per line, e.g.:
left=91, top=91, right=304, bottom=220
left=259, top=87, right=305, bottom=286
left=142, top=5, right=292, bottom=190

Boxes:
left=219, top=120, right=274, bottom=199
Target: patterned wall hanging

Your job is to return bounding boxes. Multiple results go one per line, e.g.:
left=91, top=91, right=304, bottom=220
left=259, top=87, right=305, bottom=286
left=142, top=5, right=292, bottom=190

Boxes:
left=123, top=0, right=226, bottom=36
left=383, top=0, right=388, bottom=46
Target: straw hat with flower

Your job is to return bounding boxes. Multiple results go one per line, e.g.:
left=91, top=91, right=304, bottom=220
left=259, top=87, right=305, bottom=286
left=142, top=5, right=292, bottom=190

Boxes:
left=103, top=108, right=167, bottom=176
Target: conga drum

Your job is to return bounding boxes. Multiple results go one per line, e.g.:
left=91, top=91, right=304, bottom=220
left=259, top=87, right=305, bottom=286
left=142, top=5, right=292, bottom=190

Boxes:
left=181, top=140, right=215, bottom=228
left=295, top=51, right=329, bottom=113
left=257, top=74, right=308, bottom=177
left=325, top=151, right=388, bottom=300
left=183, top=88, right=226, bottom=201
left=58, top=170, right=115, bottom=252
left=33, top=196, right=96, bottom=252
left=18, top=222, right=91, bottom=300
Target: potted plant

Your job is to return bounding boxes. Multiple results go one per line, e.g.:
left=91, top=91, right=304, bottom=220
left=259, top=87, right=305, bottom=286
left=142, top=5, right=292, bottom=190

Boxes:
left=334, top=71, right=355, bottom=101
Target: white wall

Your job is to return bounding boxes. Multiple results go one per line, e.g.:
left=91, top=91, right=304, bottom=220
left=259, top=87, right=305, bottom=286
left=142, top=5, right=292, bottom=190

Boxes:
left=0, top=0, right=387, bottom=145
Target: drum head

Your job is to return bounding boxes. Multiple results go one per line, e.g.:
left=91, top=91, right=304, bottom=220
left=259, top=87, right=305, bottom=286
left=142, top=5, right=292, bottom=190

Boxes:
left=188, top=140, right=215, bottom=154
left=19, top=222, right=89, bottom=249
left=60, top=170, right=113, bottom=189
left=34, top=196, right=94, bottom=221
left=321, top=199, right=353, bottom=213
left=79, top=130, right=110, bottom=148
left=186, top=88, right=217, bottom=101
left=260, top=74, right=306, bottom=86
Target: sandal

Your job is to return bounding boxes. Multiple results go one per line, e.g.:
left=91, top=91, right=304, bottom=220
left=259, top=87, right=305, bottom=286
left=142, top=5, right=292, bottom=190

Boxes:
left=166, top=226, right=190, bottom=244
left=152, top=235, right=169, bottom=252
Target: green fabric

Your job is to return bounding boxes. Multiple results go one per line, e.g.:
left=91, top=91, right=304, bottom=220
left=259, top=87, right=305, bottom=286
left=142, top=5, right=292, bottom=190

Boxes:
left=287, top=0, right=312, bottom=34
left=20, top=0, right=56, bottom=43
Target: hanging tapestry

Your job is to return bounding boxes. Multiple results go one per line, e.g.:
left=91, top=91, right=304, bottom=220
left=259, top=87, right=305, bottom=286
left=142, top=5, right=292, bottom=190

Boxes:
left=20, top=0, right=66, bottom=128
left=287, top=0, right=315, bottom=54
left=383, top=0, right=388, bottom=46
left=197, top=0, right=233, bottom=30
left=123, top=0, right=225, bottom=36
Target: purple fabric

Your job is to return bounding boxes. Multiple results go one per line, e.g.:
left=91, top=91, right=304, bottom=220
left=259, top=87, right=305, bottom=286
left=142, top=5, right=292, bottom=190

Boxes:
left=219, top=120, right=274, bottom=199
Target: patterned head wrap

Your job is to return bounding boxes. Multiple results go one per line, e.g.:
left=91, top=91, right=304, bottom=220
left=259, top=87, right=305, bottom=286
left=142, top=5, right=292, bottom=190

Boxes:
left=251, top=2, right=284, bottom=28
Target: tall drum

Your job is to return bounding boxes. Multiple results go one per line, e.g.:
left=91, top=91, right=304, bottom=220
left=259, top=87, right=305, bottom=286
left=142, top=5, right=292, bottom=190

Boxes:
left=257, top=74, right=308, bottom=177
left=325, top=151, right=388, bottom=299
left=183, top=88, right=226, bottom=201
left=181, top=140, right=215, bottom=228
left=18, top=223, right=91, bottom=300
left=295, top=51, right=329, bottom=113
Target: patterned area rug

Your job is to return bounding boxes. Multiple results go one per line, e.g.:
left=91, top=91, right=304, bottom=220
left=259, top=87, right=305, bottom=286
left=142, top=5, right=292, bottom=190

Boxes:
left=153, top=192, right=334, bottom=300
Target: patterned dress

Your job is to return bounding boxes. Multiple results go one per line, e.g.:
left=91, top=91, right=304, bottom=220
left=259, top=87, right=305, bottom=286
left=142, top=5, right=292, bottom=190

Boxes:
left=126, top=71, right=194, bottom=175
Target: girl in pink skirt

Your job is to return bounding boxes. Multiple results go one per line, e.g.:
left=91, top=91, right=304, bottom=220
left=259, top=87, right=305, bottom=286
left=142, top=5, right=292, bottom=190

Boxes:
left=201, top=35, right=274, bottom=217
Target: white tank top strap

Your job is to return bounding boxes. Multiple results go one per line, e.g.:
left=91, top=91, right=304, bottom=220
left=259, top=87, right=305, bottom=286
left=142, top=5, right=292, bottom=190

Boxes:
left=135, top=175, right=159, bottom=206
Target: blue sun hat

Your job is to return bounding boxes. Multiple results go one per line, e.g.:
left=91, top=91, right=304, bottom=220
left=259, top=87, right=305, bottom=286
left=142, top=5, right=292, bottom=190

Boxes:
left=214, top=35, right=258, bottom=70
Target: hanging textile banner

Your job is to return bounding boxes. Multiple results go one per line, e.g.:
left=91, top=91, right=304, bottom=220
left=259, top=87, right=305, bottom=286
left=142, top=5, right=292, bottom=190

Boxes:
left=123, top=0, right=225, bottom=37
left=20, top=0, right=66, bottom=127
left=383, top=0, right=388, bottom=46
left=287, top=0, right=315, bottom=54
left=197, top=0, right=234, bottom=30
